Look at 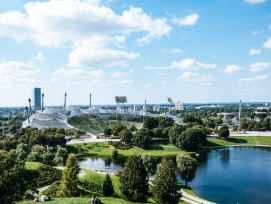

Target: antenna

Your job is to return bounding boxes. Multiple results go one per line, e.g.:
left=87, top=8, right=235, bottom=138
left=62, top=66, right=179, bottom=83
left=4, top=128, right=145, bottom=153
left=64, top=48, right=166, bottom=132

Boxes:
left=28, top=98, right=32, bottom=113
left=41, top=93, right=44, bottom=112
left=25, top=106, right=30, bottom=123
left=64, top=92, right=67, bottom=109
left=89, top=93, right=92, bottom=108
left=239, top=100, right=242, bottom=121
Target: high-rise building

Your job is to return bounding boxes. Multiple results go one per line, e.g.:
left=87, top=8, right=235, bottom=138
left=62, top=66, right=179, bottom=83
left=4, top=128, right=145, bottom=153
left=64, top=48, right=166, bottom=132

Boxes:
left=33, top=88, right=41, bottom=111
left=175, top=101, right=184, bottom=110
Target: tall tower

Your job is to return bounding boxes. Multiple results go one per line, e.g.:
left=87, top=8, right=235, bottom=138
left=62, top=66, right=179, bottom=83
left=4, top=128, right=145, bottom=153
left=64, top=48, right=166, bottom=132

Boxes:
left=64, top=92, right=67, bottom=109
left=239, top=100, right=242, bottom=121
left=89, top=93, right=92, bottom=108
left=33, top=88, right=41, bottom=111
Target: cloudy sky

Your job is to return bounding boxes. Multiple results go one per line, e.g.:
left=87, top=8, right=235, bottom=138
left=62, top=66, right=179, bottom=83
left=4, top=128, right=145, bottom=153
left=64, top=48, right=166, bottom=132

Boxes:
left=0, top=0, right=270, bottom=106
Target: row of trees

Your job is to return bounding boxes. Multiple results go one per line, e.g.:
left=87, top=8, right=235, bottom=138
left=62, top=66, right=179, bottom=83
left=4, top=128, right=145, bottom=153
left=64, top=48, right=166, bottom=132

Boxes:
left=119, top=154, right=198, bottom=203
left=240, top=118, right=271, bottom=131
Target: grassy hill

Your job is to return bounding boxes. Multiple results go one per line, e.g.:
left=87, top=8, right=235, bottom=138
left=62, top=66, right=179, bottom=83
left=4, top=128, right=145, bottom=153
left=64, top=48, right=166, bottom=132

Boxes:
left=68, top=116, right=142, bottom=134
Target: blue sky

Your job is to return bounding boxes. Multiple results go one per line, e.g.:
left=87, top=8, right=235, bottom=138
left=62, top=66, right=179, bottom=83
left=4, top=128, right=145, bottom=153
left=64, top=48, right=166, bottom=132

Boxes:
left=0, top=0, right=270, bottom=106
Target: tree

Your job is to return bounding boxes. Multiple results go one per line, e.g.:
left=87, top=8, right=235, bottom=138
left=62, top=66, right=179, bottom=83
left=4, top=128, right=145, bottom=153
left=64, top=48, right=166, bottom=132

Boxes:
left=169, top=125, right=186, bottom=145
left=0, top=150, right=28, bottom=204
left=143, top=117, right=159, bottom=129
left=119, top=129, right=133, bottom=144
left=158, top=116, right=174, bottom=128
left=218, top=125, right=230, bottom=139
left=176, top=154, right=197, bottom=186
left=104, top=127, right=112, bottom=137
left=142, top=153, right=157, bottom=177
left=132, top=128, right=152, bottom=148
left=120, top=154, right=148, bottom=202
left=54, top=147, right=68, bottom=166
left=112, top=124, right=126, bottom=136
left=57, top=154, right=80, bottom=197
left=153, top=157, right=180, bottom=204
left=176, top=127, right=207, bottom=151
left=102, top=173, right=114, bottom=196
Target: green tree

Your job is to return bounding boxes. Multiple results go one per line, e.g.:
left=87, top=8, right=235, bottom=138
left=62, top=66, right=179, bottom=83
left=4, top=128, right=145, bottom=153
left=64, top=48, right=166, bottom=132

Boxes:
left=132, top=128, right=152, bottom=148
left=153, top=157, right=180, bottom=204
left=169, top=125, right=186, bottom=145
left=119, top=129, right=133, bottom=144
left=0, top=150, right=28, bottom=204
left=176, top=154, right=197, bottom=186
left=158, top=116, right=174, bottom=128
left=102, top=173, right=114, bottom=196
left=112, top=124, right=126, bottom=136
left=57, top=154, right=80, bottom=197
left=54, top=147, right=68, bottom=166
left=120, top=154, right=149, bottom=202
left=104, top=127, right=112, bottom=137
left=143, top=117, right=159, bottom=129
left=218, top=125, right=230, bottom=139
left=142, top=153, right=157, bottom=177
left=176, top=127, right=207, bottom=151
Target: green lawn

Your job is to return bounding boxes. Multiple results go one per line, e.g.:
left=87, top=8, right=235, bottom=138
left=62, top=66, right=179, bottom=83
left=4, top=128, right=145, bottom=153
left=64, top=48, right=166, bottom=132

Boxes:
left=25, top=162, right=44, bottom=170
left=16, top=197, right=153, bottom=204
left=67, top=142, right=191, bottom=157
left=206, top=136, right=271, bottom=147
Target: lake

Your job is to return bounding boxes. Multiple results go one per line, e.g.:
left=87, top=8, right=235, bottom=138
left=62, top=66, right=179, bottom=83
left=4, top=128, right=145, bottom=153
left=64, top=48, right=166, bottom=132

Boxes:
left=78, top=146, right=271, bottom=204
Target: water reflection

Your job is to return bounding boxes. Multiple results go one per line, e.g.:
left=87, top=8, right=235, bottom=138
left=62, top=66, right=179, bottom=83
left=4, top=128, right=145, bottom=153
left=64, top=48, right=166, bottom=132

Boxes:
left=78, top=146, right=271, bottom=204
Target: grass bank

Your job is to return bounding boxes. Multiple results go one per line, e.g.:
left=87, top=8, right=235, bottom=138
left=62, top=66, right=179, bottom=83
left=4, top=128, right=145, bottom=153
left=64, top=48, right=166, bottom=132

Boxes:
left=67, top=136, right=271, bottom=157
left=67, top=141, right=192, bottom=157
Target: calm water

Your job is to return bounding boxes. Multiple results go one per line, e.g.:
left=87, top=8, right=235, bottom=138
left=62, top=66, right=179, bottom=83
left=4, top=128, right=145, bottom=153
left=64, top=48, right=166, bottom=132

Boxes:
left=189, top=146, right=271, bottom=204
left=78, top=146, right=271, bottom=204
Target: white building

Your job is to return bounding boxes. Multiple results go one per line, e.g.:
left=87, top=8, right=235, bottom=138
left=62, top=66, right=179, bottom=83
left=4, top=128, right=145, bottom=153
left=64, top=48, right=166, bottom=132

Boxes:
left=175, top=101, right=184, bottom=111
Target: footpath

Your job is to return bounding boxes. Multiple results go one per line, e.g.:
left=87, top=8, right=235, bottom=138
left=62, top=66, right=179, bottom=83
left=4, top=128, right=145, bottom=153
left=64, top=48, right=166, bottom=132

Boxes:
left=179, top=189, right=216, bottom=204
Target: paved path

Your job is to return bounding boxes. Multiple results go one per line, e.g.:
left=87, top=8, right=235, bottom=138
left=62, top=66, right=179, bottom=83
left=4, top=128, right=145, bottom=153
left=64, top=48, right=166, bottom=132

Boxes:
left=180, top=189, right=216, bottom=204
left=211, top=131, right=271, bottom=137
left=67, top=138, right=120, bottom=145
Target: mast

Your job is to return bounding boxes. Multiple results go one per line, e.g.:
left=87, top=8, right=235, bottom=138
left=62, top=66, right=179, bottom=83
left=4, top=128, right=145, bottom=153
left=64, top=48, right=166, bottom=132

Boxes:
left=64, top=92, right=67, bottom=109
left=41, top=93, right=44, bottom=112
left=89, top=93, right=91, bottom=108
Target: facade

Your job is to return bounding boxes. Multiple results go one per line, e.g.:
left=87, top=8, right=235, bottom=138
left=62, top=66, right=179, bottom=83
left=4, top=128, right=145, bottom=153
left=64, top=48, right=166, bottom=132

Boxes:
left=175, top=101, right=184, bottom=111
left=33, top=87, right=41, bottom=111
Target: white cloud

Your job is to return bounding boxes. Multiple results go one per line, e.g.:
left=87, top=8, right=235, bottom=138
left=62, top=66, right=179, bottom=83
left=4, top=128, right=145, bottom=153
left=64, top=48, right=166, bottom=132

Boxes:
left=263, top=38, right=271, bottom=48
left=239, top=75, right=268, bottom=83
left=34, top=52, right=45, bottom=61
left=250, top=62, right=270, bottom=72
left=161, top=48, right=183, bottom=53
left=88, top=79, right=134, bottom=87
left=157, top=72, right=166, bottom=76
left=144, top=83, right=154, bottom=87
left=129, top=69, right=134, bottom=73
left=172, top=13, right=199, bottom=26
left=223, top=65, right=245, bottom=74
left=0, top=61, right=39, bottom=76
left=244, top=0, right=266, bottom=4
left=112, top=72, right=129, bottom=78
left=0, top=1, right=171, bottom=46
left=177, top=71, right=215, bottom=86
left=161, top=81, right=166, bottom=85
left=53, top=69, right=103, bottom=78
left=251, top=30, right=264, bottom=35
left=146, top=58, right=216, bottom=71
left=249, top=49, right=261, bottom=55
left=0, top=61, right=43, bottom=90
left=68, top=36, right=140, bottom=67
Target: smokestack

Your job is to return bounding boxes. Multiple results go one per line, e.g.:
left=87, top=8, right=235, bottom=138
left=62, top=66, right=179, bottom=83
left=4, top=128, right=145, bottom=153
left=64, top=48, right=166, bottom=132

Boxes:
left=28, top=98, right=32, bottom=113
left=41, top=93, right=44, bottom=112
left=89, top=93, right=91, bottom=108
left=64, top=92, right=67, bottom=109
left=239, top=100, right=242, bottom=121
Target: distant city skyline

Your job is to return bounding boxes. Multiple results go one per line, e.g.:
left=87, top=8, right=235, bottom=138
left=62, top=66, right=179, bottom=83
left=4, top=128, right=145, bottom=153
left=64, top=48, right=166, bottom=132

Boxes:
left=0, top=0, right=270, bottom=106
